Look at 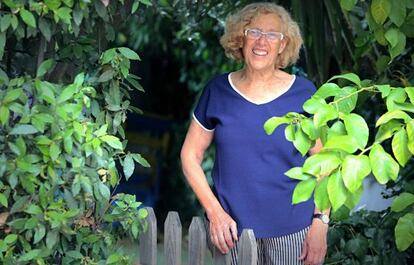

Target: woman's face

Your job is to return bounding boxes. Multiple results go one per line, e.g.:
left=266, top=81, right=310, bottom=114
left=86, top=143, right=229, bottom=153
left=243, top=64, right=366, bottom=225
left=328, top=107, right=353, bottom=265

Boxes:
left=242, top=13, right=287, bottom=72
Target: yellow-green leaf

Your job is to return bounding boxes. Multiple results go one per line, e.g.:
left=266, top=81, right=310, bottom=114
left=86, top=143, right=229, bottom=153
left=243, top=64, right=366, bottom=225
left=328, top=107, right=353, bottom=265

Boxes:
left=20, top=9, right=36, bottom=28
left=392, top=128, right=411, bottom=166
left=369, top=143, right=399, bottom=183
left=341, top=155, right=371, bottom=192
left=292, top=178, right=317, bottom=204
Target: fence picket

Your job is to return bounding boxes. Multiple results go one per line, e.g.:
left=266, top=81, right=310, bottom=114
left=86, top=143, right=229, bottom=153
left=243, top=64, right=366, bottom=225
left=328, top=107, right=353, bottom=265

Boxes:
left=238, top=229, right=257, bottom=265
left=164, top=211, right=182, bottom=265
left=213, top=248, right=232, bottom=265
left=139, top=207, right=157, bottom=265
left=188, top=216, right=206, bottom=265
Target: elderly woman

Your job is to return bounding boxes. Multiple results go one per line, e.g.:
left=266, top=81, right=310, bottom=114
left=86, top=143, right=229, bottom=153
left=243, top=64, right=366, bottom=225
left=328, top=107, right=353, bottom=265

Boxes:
left=181, top=2, right=329, bottom=265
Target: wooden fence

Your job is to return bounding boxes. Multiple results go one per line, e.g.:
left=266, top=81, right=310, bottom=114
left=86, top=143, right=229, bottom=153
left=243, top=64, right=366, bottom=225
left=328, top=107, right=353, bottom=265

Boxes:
left=138, top=207, right=258, bottom=265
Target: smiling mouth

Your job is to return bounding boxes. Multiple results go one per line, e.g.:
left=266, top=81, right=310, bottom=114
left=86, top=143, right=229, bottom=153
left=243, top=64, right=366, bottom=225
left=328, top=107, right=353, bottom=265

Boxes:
left=252, top=49, right=268, bottom=56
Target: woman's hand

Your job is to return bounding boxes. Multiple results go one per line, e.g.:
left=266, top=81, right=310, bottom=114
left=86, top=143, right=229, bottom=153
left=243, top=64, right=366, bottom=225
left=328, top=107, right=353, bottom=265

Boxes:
left=298, top=220, right=328, bottom=265
left=207, top=208, right=238, bottom=254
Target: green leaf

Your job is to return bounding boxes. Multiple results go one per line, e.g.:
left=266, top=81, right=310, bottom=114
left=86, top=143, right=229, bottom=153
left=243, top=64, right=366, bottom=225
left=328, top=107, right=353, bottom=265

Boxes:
left=63, top=137, right=73, bottom=153
left=66, top=250, right=83, bottom=259
left=391, top=193, right=414, bottom=212
left=394, top=102, right=414, bottom=113
left=406, top=87, right=414, bottom=104
left=284, top=167, right=310, bottom=181
left=303, top=97, right=325, bottom=114
left=314, top=82, right=342, bottom=99
left=131, top=153, right=150, bottom=167
left=33, top=224, right=46, bottom=244
left=293, top=128, right=312, bottom=156
left=327, top=73, right=361, bottom=87
left=4, top=234, right=17, bottom=244
left=333, top=86, right=358, bottom=114
left=3, top=88, right=22, bottom=103
left=36, top=59, right=55, bottom=77
left=0, top=193, right=8, bottom=207
left=0, top=31, right=5, bottom=60
left=264, top=116, right=289, bottom=135
left=301, top=118, right=318, bottom=140
left=1, top=14, right=12, bottom=32
left=314, top=176, right=330, bottom=211
left=303, top=152, right=342, bottom=177
left=371, top=0, right=391, bottom=25
left=327, top=170, right=348, bottom=211
left=369, top=143, right=399, bottom=184
left=341, top=155, right=371, bottom=192
left=100, top=135, right=123, bottom=150
left=292, top=178, right=317, bottom=204
left=344, top=185, right=363, bottom=209
left=375, top=120, right=403, bottom=142
left=389, top=30, right=406, bottom=60
left=0, top=105, right=10, bottom=125
left=20, top=9, right=36, bottom=28
left=55, top=7, right=72, bottom=24
left=10, top=124, right=38, bottom=135
left=340, top=0, right=358, bottom=11
left=392, top=128, right=411, bottom=166
left=37, top=19, right=52, bottom=42
left=107, top=253, right=122, bottom=264
left=375, top=110, right=411, bottom=126
left=118, top=47, right=141, bottom=60
left=389, top=0, right=406, bottom=27
left=385, top=27, right=400, bottom=48
left=343, top=113, right=369, bottom=149
left=395, top=213, right=414, bottom=251
left=98, top=182, right=110, bottom=200
left=98, top=69, right=115, bottom=82
left=18, top=249, right=41, bottom=262
left=57, top=84, right=77, bottom=103
left=50, top=142, right=61, bottom=161
left=324, top=135, right=360, bottom=153
left=407, top=120, right=414, bottom=154
left=375, top=84, right=391, bottom=98
left=123, top=154, right=135, bottom=180
left=386, top=88, right=407, bottom=111
left=314, top=104, right=338, bottom=128
left=46, top=230, right=59, bottom=250
left=131, top=1, right=140, bottom=13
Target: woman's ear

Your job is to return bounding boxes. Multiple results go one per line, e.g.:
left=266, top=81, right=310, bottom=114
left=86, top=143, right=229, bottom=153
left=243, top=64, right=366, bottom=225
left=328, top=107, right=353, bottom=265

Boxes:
left=278, top=37, right=288, bottom=54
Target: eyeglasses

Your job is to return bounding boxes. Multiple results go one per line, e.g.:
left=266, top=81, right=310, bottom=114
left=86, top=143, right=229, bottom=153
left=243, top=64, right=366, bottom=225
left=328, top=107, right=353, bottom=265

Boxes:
left=244, top=28, right=284, bottom=42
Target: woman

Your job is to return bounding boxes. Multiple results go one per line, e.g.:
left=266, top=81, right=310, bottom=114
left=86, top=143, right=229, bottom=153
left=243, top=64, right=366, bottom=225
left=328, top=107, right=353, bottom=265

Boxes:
left=181, top=3, right=329, bottom=265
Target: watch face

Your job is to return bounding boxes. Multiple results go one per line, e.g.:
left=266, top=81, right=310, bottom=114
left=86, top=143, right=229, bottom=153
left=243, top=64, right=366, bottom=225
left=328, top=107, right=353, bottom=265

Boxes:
left=321, top=215, right=329, bottom=224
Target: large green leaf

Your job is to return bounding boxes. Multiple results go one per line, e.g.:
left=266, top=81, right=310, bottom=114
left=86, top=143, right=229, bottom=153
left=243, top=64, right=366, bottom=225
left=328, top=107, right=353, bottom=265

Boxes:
left=406, top=87, right=414, bottom=104
left=264, top=116, right=289, bottom=135
left=387, top=29, right=406, bottom=60
left=36, top=59, right=55, bottom=78
left=10, top=124, right=38, bottom=135
left=293, top=128, right=312, bottom=156
left=327, top=170, right=347, bottom=211
left=314, top=176, right=330, bottom=211
left=100, top=135, right=123, bottom=150
left=3, top=88, right=22, bottom=103
left=300, top=118, right=318, bottom=140
left=20, top=9, right=36, bottom=28
left=391, top=192, right=414, bottom=212
left=386, top=88, right=407, bottom=111
left=314, top=104, right=338, bottom=128
left=344, top=185, right=363, bottom=209
left=303, top=152, right=342, bottom=177
left=57, top=84, right=77, bottom=103
left=314, top=82, right=341, bottom=99
left=324, top=135, right=360, bottom=153
left=375, top=119, right=403, bottom=142
left=123, top=154, right=135, bottom=180
left=375, top=110, right=411, bottom=126
left=371, top=0, right=391, bottom=25
left=341, top=155, right=371, bottom=192
left=292, top=178, right=317, bottom=204
left=303, top=97, right=325, bottom=114
left=0, top=105, right=10, bottom=125
left=333, top=86, right=358, bottom=114
left=118, top=47, right=141, bottom=60
left=285, top=167, right=311, bottom=181
left=18, top=249, right=42, bottom=262
left=131, top=153, right=150, bottom=168
left=392, top=128, right=411, bottom=166
left=327, top=73, right=361, bottom=87
left=395, top=213, right=414, bottom=251
left=389, top=0, right=406, bottom=27
left=407, top=119, right=414, bottom=154
left=369, top=143, right=399, bottom=184
left=343, top=113, right=369, bottom=149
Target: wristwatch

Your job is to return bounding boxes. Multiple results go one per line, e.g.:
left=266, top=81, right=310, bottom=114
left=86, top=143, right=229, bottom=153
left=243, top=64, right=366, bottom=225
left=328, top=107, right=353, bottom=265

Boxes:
left=313, top=213, right=330, bottom=224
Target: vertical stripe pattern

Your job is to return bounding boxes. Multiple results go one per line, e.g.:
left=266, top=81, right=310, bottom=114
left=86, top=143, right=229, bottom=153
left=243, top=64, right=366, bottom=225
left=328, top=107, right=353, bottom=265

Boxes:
left=230, top=226, right=310, bottom=265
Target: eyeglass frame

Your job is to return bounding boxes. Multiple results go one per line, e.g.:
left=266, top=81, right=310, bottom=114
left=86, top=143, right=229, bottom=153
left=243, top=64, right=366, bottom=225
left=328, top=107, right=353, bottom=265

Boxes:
left=244, top=28, right=285, bottom=42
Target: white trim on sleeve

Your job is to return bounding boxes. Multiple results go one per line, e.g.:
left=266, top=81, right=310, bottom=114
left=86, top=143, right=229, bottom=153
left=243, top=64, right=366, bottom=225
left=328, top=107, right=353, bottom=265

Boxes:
left=192, top=113, right=215, bottom=132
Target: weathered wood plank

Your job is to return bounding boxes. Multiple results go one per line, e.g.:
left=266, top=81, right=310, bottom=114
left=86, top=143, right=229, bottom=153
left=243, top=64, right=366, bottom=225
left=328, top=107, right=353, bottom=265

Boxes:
left=238, top=229, right=257, bottom=265
left=213, top=247, right=232, bottom=265
left=139, top=207, right=157, bottom=265
left=188, top=216, right=206, bottom=265
left=164, top=211, right=182, bottom=265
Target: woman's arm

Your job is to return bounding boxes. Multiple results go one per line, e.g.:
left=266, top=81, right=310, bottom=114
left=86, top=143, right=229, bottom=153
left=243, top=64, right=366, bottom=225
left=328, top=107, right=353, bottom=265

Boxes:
left=180, top=119, right=238, bottom=254
left=300, top=138, right=330, bottom=265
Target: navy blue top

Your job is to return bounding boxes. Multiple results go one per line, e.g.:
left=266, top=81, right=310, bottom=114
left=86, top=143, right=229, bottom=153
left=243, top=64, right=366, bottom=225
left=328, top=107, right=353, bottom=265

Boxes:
left=193, top=73, right=316, bottom=238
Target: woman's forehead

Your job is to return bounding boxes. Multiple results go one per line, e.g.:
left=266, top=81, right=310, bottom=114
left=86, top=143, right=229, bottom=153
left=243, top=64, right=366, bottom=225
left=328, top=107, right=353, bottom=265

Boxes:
left=248, top=13, right=283, bottom=31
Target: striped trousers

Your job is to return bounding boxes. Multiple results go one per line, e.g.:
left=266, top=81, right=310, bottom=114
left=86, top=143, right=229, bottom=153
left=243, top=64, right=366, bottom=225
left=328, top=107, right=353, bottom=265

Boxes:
left=229, top=226, right=310, bottom=265
left=204, top=217, right=311, bottom=265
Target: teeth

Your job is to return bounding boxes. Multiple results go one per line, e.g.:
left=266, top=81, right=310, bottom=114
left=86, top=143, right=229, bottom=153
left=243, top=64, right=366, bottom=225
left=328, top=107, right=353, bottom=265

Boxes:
left=252, top=49, right=268, bottom=56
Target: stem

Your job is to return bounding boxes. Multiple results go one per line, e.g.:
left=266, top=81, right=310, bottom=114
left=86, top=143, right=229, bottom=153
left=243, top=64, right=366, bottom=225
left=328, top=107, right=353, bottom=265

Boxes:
left=329, top=86, right=377, bottom=106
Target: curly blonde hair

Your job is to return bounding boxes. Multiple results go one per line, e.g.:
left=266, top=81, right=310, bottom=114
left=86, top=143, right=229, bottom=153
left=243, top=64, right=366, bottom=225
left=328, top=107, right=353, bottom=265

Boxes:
left=220, top=2, right=303, bottom=69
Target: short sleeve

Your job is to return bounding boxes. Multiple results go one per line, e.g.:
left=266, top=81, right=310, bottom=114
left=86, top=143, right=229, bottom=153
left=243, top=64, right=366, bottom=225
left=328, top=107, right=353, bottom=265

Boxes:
left=193, top=84, right=216, bottom=132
